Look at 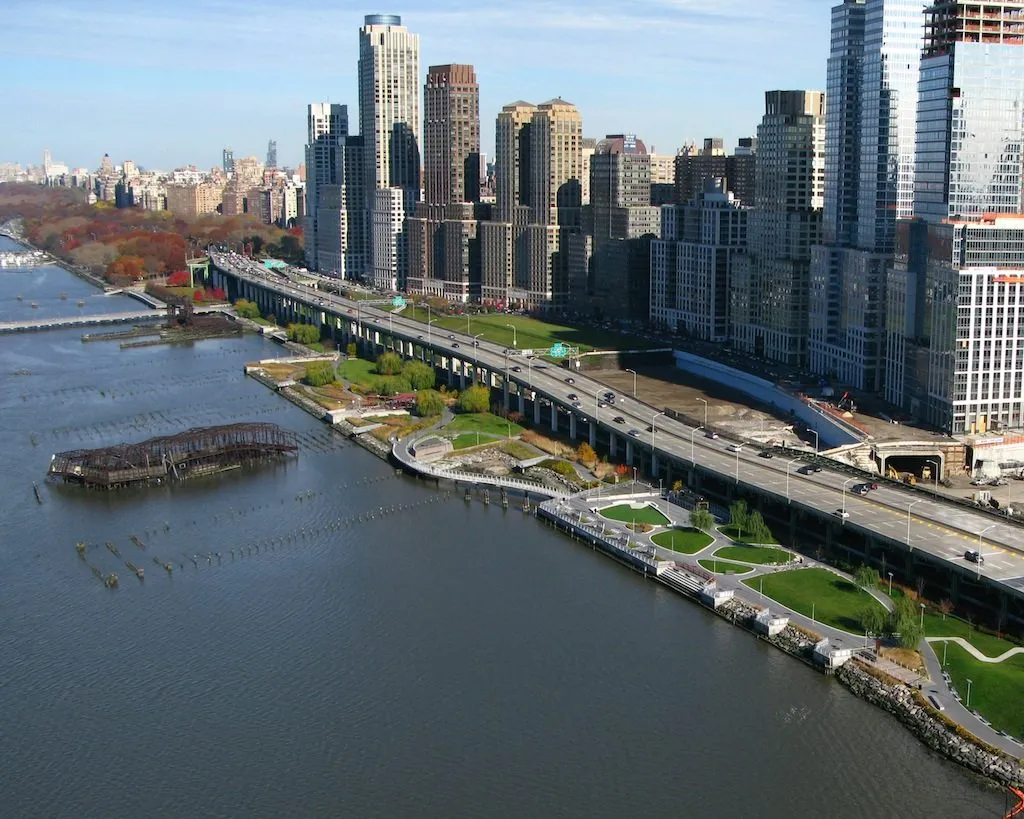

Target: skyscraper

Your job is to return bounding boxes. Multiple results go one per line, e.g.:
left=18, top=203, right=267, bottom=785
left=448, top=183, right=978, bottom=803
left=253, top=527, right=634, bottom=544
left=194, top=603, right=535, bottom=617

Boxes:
left=359, top=13, right=420, bottom=288
left=222, top=147, right=234, bottom=176
left=495, top=101, right=537, bottom=223
left=731, top=90, right=825, bottom=365
left=808, top=0, right=924, bottom=391
left=266, top=140, right=278, bottom=169
left=424, top=64, right=480, bottom=205
left=885, top=0, right=1024, bottom=433
left=529, top=98, right=583, bottom=227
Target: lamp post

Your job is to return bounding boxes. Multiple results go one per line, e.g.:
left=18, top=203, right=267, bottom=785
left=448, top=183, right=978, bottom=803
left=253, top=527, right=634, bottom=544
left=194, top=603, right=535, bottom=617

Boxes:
left=926, top=459, right=940, bottom=490
left=811, top=602, right=815, bottom=626
left=632, top=466, right=638, bottom=486
left=842, top=477, right=856, bottom=515
left=626, top=368, right=638, bottom=397
left=690, top=426, right=703, bottom=463
left=786, top=457, right=802, bottom=503
left=504, top=323, right=517, bottom=347
left=697, top=397, right=708, bottom=429
left=734, top=446, right=741, bottom=484
left=466, top=314, right=471, bottom=336
left=888, top=571, right=893, bottom=596
left=472, top=333, right=484, bottom=384
left=919, top=602, right=925, bottom=630
left=966, top=678, right=973, bottom=709
left=907, top=499, right=925, bottom=551
left=977, top=524, right=996, bottom=579
left=427, top=318, right=438, bottom=346
left=809, top=429, right=819, bottom=455
left=651, top=411, right=666, bottom=458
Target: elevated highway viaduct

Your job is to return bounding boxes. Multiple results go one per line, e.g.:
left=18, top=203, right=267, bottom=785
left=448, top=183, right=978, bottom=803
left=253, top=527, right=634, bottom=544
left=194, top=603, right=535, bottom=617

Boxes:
left=210, top=253, right=1024, bottom=635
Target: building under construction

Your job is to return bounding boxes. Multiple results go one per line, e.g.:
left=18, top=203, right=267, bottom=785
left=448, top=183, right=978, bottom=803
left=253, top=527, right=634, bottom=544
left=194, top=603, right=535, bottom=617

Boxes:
left=47, top=423, right=299, bottom=489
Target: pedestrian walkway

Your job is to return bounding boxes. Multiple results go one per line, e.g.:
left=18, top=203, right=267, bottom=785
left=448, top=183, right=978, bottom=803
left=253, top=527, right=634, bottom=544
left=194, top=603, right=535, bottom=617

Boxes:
left=926, top=636, right=1024, bottom=664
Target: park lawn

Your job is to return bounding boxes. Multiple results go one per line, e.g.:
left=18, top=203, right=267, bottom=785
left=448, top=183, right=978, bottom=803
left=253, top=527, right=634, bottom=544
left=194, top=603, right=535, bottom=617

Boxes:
left=699, top=558, right=754, bottom=576
left=446, top=412, right=524, bottom=438
left=599, top=503, right=671, bottom=526
left=719, top=523, right=780, bottom=545
left=714, top=545, right=793, bottom=565
left=742, top=567, right=885, bottom=633
left=651, top=527, right=714, bottom=554
left=500, top=440, right=536, bottom=460
left=923, top=612, right=1021, bottom=658
left=452, top=432, right=504, bottom=450
left=399, top=306, right=655, bottom=353
left=942, top=642, right=1024, bottom=739
left=337, top=357, right=378, bottom=389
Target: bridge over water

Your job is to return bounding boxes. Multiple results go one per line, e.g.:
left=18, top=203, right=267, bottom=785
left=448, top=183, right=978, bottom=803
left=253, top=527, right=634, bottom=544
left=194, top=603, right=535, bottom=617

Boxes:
left=0, top=305, right=223, bottom=334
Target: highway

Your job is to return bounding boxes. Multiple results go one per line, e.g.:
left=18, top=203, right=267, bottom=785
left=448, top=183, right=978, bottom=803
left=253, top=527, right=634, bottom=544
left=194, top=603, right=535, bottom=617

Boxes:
left=211, top=252, right=1024, bottom=601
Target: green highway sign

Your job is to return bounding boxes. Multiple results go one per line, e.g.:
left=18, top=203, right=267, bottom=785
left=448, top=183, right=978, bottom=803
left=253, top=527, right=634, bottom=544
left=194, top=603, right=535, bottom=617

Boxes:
left=391, top=296, right=407, bottom=308
left=549, top=342, right=567, bottom=358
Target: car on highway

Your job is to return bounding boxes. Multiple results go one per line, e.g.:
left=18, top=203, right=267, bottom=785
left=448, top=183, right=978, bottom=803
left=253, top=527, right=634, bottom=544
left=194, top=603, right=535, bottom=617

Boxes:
left=451, top=342, right=460, bottom=349
left=706, top=431, right=719, bottom=439
left=759, top=450, right=774, bottom=459
left=833, top=509, right=850, bottom=519
left=565, top=377, right=576, bottom=385
left=416, top=334, right=423, bottom=339
left=613, top=416, right=626, bottom=424
left=868, top=482, right=879, bottom=490
left=448, top=334, right=456, bottom=340
left=603, top=391, right=616, bottom=401
left=598, top=401, right=608, bottom=408
left=628, top=428, right=640, bottom=437
left=567, top=393, right=578, bottom=401
left=473, top=340, right=481, bottom=347
left=727, top=443, right=743, bottom=453
left=511, top=366, right=522, bottom=373
left=965, top=549, right=984, bottom=564
left=854, top=484, right=869, bottom=496
left=572, top=401, right=582, bottom=408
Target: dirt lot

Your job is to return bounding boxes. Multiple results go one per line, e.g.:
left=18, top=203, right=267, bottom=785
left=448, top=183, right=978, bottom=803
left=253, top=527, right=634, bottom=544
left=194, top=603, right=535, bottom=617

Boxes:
left=590, top=365, right=805, bottom=447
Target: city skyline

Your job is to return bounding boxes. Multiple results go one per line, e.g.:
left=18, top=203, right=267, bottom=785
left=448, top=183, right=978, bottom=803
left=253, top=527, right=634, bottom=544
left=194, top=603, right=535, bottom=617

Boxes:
left=3, top=0, right=828, bottom=170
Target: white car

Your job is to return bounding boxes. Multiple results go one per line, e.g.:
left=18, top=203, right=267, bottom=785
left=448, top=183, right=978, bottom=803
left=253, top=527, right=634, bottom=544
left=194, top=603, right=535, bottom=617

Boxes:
left=833, top=509, right=850, bottom=519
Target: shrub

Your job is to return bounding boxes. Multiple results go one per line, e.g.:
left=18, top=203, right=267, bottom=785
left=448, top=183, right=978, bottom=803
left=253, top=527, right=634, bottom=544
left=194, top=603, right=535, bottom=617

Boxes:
left=167, top=270, right=190, bottom=287
left=234, top=298, right=260, bottom=320
left=539, top=459, right=578, bottom=479
left=576, top=442, right=597, bottom=467
left=415, top=389, right=446, bottom=417
left=456, top=384, right=490, bottom=413
left=304, top=360, right=335, bottom=387
left=346, top=342, right=357, bottom=357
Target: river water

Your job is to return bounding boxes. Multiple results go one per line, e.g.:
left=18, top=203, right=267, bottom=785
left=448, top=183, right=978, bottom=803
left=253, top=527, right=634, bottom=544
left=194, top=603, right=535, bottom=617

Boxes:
left=0, top=238, right=1008, bottom=818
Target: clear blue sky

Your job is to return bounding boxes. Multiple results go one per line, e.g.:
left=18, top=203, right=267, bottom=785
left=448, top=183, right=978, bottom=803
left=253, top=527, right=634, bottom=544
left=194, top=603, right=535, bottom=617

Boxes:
left=3, top=0, right=829, bottom=171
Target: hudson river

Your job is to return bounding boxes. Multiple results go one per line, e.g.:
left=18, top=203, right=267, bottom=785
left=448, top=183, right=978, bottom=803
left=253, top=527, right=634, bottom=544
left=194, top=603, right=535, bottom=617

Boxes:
left=0, top=238, right=1007, bottom=817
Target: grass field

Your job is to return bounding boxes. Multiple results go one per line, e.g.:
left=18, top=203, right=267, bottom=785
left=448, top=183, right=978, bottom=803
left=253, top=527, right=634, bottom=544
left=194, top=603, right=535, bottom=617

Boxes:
left=713, top=545, right=793, bottom=565
left=742, top=567, right=885, bottom=633
left=452, top=433, right=502, bottom=450
left=923, top=612, right=1021, bottom=658
left=398, top=307, right=655, bottom=353
left=500, top=440, right=536, bottom=460
left=445, top=412, right=523, bottom=438
left=719, top=524, right=780, bottom=545
left=337, top=357, right=378, bottom=389
left=598, top=503, right=671, bottom=526
left=941, top=642, right=1024, bottom=739
left=651, top=527, right=713, bottom=554
left=699, top=558, right=754, bottom=576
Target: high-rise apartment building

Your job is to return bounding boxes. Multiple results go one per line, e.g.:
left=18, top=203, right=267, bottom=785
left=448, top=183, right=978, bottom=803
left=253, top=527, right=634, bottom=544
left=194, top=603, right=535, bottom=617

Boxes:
left=266, top=140, right=278, bottom=169
left=424, top=64, right=480, bottom=205
left=495, top=101, right=537, bottom=223
left=222, top=147, right=234, bottom=176
left=674, top=138, right=757, bottom=206
left=529, top=98, right=583, bottom=227
left=886, top=0, right=1024, bottom=433
left=809, top=0, right=923, bottom=391
left=651, top=178, right=749, bottom=341
left=372, top=187, right=416, bottom=291
left=732, top=91, right=825, bottom=365
left=359, top=13, right=420, bottom=285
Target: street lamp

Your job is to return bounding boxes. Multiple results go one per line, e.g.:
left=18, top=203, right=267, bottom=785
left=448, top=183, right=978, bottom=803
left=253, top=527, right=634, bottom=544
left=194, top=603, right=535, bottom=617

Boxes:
left=888, top=571, right=894, bottom=596
left=907, top=499, right=925, bottom=551
left=472, top=333, right=484, bottom=383
left=842, top=477, right=856, bottom=514
left=504, top=324, right=517, bottom=347
left=734, top=446, right=741, bottom=484
left=697, top=397, right=708, bottom=429
left=919, top=602, right=926, bottom=630
left=926, top=459, right=940, bottom=490
left=632, top=466, right=638, bottom=485
left=626, top=368, right=638, bottom=397
left=966, top=678, right=973, bottom=709
left=786, top=457, right=802, bottom=503
left=809, top=429, right=820, bottom=455
left=651, top=411, right=666, bottom=457
left=466, top=314, right=471, bottom=336
left=690, top=426, right=703, bottom=463
left=428, top=318, right=438, bottom=346
left=977, top=524, right=996, bottom=579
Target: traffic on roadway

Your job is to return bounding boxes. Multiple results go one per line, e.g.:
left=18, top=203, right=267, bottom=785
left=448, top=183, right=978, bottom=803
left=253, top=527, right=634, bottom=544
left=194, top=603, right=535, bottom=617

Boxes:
left=210, top=252, right=1024, bottom=599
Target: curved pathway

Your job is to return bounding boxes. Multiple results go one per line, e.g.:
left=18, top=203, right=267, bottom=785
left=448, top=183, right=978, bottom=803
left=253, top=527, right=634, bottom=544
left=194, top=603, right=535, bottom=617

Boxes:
left=926, top=636, right=1024, bottom=664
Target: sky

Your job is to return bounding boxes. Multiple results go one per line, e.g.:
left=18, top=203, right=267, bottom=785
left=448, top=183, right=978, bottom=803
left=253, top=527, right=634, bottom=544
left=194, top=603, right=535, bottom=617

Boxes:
left=3, top=0, right=830, bottom=172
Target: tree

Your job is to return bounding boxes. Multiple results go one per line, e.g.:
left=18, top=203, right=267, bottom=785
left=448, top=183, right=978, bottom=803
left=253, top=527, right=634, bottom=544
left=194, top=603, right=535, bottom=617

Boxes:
left=671, top=479, right=684, bottom=492
left=403, top=360, right=435, bottom=390
left=728, top=499, right=749, bottom=536
left=287, top=323, right=320, bottom=345
left=938, top=598, right=954, bottom=620
left=415, top=389, right=446, bottom=417
left=576, top=442, right=597, bottom=467
left=346, top=342, right=357, bottom=358
left=888, top=595, right=924, bottom=648
left=854, top=565, right=880, bottom=591
left=304, top=360, right=335, bottom=387
left=456, top=384, right=490, bottom=413
left=104, top=254, right=146, bottom=282
left=746, top=510, right=770, bottom=543
left=691, top=508, right=715, bottom=533
left=374, top=351, right=403, bottom=376
left=858, top=603, right=887, bottom=637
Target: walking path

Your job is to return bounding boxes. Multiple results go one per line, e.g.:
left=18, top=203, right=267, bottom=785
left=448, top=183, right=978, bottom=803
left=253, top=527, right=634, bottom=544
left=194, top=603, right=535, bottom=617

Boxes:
left=926, top=636, right=1024, bottom=664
